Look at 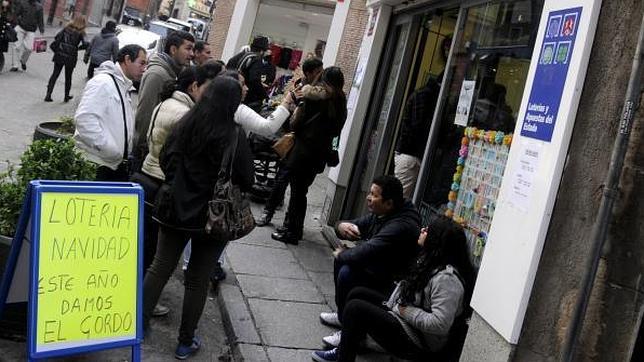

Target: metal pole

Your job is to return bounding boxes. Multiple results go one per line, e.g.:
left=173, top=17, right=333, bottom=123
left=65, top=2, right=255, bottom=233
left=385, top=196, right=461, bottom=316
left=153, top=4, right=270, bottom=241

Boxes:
left=562, top=9, right=644, bottom=362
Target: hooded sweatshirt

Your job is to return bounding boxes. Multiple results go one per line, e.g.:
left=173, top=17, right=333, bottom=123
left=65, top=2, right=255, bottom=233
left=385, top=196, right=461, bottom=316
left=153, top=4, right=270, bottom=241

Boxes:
left=134, top=52, right=181, bottom=159
left=74, top=61, right=134, bottom=170
left=87, top=29, right=119, bottom=65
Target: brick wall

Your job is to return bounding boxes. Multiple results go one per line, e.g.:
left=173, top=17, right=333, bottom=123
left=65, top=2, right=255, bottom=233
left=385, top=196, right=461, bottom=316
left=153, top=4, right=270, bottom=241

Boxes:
left=207, top=0, right=236, bottom=60
left=334, top=0, right=368, bottom=93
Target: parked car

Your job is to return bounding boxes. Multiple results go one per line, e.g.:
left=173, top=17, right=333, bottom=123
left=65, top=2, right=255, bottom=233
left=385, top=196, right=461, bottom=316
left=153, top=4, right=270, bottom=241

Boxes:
left=146, top=20, right=184, bottom=39
left=166, top=18, right=194, bottom=34
left=115, top=25, right=162, bottom=90
left=187, top=18, right=207, bottom=40
left=121, top=7, right=143, bottom=27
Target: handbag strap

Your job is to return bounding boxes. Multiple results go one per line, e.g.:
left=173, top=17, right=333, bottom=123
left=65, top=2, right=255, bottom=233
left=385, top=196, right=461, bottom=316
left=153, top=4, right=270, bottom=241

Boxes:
left=146, top=103, right=164, bottom=145
left=107, top=73, right=128, bottom=161
left=218, top=126, right=240, bottom=180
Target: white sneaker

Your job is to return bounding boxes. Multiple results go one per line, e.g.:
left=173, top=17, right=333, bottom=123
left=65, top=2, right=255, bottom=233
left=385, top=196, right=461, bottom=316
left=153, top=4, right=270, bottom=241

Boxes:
left=322, top=330, right=342, bottom=348
left=319, top=312, right=341, bottom=328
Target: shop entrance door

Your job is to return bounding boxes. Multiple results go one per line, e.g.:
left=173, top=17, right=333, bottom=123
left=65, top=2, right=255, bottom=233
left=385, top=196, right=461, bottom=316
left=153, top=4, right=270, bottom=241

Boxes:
left=342, top=7, right=459, bottom=220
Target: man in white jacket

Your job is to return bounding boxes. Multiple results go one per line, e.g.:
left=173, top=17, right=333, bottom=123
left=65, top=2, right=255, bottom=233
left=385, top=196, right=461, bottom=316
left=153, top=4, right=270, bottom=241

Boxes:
left=73, top=44, right=147, bottom=181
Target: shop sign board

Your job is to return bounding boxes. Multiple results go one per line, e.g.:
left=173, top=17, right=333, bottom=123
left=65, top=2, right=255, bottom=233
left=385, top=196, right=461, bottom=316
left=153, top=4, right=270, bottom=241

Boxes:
left=521, top=8, right=582, bottom=142
left=0, top=181, right=143, bottom=361
left=470, top=0, right=602, bottom=344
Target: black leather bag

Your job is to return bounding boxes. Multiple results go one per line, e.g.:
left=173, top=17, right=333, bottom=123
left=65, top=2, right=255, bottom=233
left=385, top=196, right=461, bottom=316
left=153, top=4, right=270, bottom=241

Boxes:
left=2, top=24, right=17, bottom=43
left=205, top=128, right=256, bottom=240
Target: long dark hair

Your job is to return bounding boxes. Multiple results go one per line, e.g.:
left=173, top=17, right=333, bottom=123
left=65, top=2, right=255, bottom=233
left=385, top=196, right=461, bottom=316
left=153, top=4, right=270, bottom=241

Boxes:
left=159, top=62, right=224, bottom=101
left=398, top=215, right=474, bottom=306
left=172, top=76, right=242, bottom=156
left=320, top=66, right=347, bottom=129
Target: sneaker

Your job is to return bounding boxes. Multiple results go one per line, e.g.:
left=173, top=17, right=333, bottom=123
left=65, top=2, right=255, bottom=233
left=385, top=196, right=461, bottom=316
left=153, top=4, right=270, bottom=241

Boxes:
left=152, top=304, right=170, bottom=317
left=322, top=330, right=341, bottom=348
left=44, top=96, right=53, bottom=102
left=9, top=67, right=18, bottom=72
left=312, top=348, right=338, bottom=362
left=20, top=62, right=26, bottom=71
left=174, top=336, right=200, bottom=360
left=319, top=312, right=341, bottom=328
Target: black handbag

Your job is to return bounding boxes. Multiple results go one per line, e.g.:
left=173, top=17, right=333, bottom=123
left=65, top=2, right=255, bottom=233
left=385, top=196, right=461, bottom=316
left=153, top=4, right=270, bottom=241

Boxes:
left=205, top=127, right=256, bottom=240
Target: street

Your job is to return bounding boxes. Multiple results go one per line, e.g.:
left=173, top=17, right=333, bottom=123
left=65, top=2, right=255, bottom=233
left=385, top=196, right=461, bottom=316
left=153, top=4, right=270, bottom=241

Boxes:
left=0, top=29, right=232, bottom=361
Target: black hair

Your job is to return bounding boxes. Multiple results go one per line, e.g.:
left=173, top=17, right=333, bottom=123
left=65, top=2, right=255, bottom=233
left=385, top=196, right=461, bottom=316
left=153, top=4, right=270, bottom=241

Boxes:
left=117, top=44, right=145, bottom=63
left=104, top=20, right=116, bottom=32
left=372, top=175, right=404, bottom=210
left=173, top=76, right=242, bottom=156
left=164, top=30, right=195, bottom=54
left=214, top=59, right=226, bottom=67
left=319, top=66, right=347, bottom=130
left=194, top=40, right=208, bottom=52
left=159, top=62, right=224, bottom=101
left=302, top=57, right=323, bottom=74
left=220, top=69, right=241, bottom=82
left=398, top=215, right=474, bottom=306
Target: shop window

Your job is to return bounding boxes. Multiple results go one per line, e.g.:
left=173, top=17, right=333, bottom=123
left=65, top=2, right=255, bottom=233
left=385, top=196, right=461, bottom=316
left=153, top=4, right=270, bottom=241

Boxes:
left=419, top=0, right=542, bottom=266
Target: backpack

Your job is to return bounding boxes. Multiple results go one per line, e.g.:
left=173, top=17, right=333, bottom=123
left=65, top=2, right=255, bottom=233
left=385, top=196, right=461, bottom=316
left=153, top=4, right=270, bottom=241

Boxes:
left=236, top=51, right=259, bottom=79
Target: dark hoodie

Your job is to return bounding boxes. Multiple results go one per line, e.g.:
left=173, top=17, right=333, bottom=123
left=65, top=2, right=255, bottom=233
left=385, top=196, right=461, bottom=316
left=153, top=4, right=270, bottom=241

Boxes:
left=13, top=0, right=43, bottom=33
left=336, top=200, right=421, bottom=283
left=86, top=28, right=119, bottom=66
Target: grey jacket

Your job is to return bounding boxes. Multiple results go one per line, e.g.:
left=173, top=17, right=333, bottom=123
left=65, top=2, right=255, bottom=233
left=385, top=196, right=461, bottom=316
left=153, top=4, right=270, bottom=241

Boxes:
left=133, top=52, right=180, bottom=160
left=86, top=30, right=119, bottom=65
left=386, top=265, right=465, bottom=352
left=13, top=0, right=43, bottom=32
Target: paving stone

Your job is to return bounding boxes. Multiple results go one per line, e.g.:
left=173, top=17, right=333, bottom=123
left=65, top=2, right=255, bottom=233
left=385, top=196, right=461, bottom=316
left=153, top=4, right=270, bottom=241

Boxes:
left=248, top=299, right=335, bottom=349
left=226, top=243, right=308, bottom=279
left=217, top=282, right=261, bottom=344
left=237, top=274, right=325, bottom=303
left=291, top=242, right=334, bottom=272
left=267, top=346, right=317, bottom=362
left=234, top=226, right=287, bottom=249
left=236, top=343, right=269, bottom=361
left=308, top=271, right=336, bottom=303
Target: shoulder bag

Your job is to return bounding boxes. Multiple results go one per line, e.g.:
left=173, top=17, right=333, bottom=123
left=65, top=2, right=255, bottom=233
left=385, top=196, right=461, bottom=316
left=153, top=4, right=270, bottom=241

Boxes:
left=205, top=127, right=256, bottom=240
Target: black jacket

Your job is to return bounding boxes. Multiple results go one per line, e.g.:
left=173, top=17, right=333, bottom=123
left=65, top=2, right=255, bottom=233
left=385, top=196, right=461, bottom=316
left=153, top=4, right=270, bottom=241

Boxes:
left=336, top=201, right=421, bottom=282
left=227, top=50, right=270, bottom=109
left=158, top=126, right=255, bottom=230
left=285, top=84, right=346, bottom=173
left=396, top=78, right=440, bottom=159
left=52, top=27, right=86, bottom=66
left=12, top=0, right=42, bottom=32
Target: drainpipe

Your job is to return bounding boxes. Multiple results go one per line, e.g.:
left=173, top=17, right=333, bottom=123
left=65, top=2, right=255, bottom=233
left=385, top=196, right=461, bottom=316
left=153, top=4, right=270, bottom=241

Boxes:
left=562, top=10, right=644, bottom=362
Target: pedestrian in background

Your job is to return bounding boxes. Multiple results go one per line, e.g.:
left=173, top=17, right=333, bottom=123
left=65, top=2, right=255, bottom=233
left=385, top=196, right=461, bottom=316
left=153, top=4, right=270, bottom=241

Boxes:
left=84, top=20, right=118, bottom=79
left=9, top=0, right=43, bottom=72
left=45, top=15, right=87, bottom=102
left=0, top=0, right=14, bottom=72
left=271, top=66, right=348, bottom=245
left=192, top=40, right=211, bottom=66
left=73, top=45, right=147, bottom=181
left=143, top=76, right=254, bottom=360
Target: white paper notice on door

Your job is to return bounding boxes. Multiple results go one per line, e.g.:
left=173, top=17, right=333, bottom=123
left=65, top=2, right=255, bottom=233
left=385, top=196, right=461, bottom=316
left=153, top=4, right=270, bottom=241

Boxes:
left=455, top=80, right=476, bottom=126
left=508, top=141, right=542, bottom=212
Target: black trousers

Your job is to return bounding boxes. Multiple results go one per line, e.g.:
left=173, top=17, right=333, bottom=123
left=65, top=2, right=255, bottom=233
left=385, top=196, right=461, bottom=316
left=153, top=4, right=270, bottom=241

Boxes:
left=333, top=261, right=394, bottom=322
left=95, top=164, right=129, bottom=181
left=338, top=287, right=424, bottom=361
left=129, top=171, right=162, bottom=276
left=264, top=164, right=290, bottom=215
left=284, top=167, right=317, bottom=238
left=87, top=62, right=99, bottom=78
left=47, top=61, right=74, bottom=98
left=143, top=226, right=223, bottom=345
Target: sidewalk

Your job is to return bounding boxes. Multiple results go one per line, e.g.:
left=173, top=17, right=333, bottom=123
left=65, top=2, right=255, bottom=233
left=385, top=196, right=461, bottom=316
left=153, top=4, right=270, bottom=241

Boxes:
left=218, top=174, right=394, bottom=362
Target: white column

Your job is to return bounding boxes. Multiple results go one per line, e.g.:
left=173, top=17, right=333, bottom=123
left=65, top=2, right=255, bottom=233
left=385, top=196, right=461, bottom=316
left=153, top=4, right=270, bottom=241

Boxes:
left=322, top=0, right=351, bottom=67
left=221, top=0, right=261, bottom=62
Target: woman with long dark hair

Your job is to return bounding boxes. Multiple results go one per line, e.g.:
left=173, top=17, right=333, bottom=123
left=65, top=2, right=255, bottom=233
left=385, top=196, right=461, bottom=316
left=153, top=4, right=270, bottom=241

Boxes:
left=0, top=0, right=13, bottom=72
left=45, top=15, right=87, bottom=102
left=142, top=76, right=254, bottom=359
left=312, top=215, right=473, bottom=362
left=131, top=62, right=222, bottom=317
left=271, top=66, right=347, bottom=245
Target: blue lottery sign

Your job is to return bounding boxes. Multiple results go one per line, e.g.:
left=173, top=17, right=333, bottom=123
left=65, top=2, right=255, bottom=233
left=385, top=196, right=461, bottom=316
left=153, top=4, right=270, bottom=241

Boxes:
left=521, top=7, right=582, bottom=142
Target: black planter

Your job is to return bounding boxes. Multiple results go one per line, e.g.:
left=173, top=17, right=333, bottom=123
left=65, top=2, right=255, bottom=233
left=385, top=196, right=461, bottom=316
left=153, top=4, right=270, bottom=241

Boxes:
left=33, top=122, right=73, bottom=142
left=0, top=234, right=27, bottom=342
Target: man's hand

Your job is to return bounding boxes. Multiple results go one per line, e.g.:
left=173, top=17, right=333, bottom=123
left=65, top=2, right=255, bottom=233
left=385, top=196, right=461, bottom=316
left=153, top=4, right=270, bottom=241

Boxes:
left=338, top=222, right=360, bottom=240
left=333, top=245, right=346, bottom=258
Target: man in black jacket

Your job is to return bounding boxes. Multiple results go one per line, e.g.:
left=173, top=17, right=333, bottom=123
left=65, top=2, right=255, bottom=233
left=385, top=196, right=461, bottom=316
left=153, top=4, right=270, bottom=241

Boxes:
left=227, top=35, right=270, bottom=112
left=319, top=175, right=420, bottom=328
left=10, top=0, right=43, bottom=71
